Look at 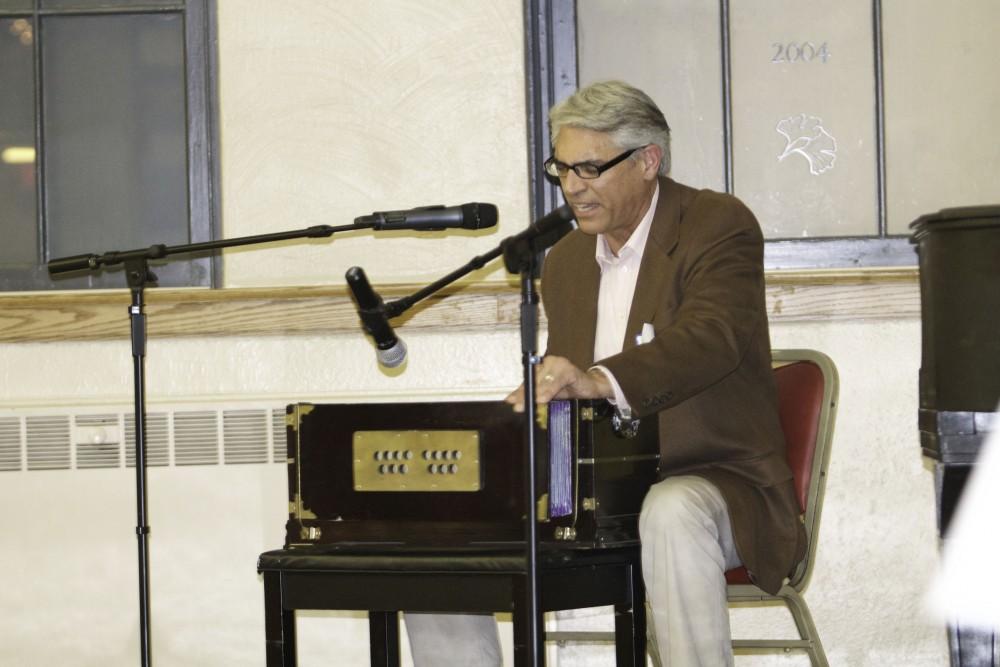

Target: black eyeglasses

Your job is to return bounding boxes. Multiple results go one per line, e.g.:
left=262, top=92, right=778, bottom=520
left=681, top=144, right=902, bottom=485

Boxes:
left=543, top=146, right=645, bottom=180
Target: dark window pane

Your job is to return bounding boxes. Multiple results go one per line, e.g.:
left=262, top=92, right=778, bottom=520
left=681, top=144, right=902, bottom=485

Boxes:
left=0, top=2, right=33, bottom=11
left=40, top=0, right=183, bottom=9
left=0, top=17, right=36, bottom=267
left=42, top=13, right=188, bottom=259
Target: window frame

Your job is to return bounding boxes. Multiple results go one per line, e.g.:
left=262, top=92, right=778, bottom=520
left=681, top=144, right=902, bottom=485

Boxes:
left=0, top=0, right=220, bottom=291
left=523, top=0, right=917, bottom=270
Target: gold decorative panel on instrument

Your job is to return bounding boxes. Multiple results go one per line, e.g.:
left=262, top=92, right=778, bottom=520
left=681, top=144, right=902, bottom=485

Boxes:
left=352, top=430, right=481, bottom=492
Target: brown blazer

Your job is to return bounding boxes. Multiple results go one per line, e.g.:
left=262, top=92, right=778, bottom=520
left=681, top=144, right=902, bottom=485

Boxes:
left=541, top=176, right=805, bottom=594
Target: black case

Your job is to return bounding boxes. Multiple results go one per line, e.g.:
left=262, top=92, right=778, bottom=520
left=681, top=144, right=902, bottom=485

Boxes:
left=284, top=400, right=659, bottom=549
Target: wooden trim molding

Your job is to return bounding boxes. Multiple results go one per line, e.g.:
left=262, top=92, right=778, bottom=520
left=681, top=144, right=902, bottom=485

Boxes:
left=764, top=266, right=919, bottom=321
left=0, top=268, right=919, bottom=343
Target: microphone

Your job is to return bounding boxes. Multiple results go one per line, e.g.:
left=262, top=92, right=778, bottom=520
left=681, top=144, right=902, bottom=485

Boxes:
left=354, top=203, right=498, bottom=231
left=501, top=204, right=576, bottom=273
left=345, top=266, right=407, bottom=368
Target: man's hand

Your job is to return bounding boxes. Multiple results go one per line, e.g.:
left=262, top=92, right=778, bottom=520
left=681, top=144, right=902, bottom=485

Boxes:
left=504, top=355, right=614, bottom=413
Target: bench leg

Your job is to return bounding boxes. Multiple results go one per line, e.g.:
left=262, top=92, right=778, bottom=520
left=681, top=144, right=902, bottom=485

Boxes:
left=614, top=560, right=646, bottom=667
left=263, top=571, right=296, bottom=667
left=369, top=611, right=400, bottom=667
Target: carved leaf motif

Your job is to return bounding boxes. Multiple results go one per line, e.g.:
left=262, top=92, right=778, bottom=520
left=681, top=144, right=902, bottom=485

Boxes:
left=776, top=113, right=838, bottom=175
left=777, top=114, right=821, bottom=140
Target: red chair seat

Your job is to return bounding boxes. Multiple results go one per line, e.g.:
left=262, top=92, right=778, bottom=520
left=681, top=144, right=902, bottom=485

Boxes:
left=725, top=566, right=752, bottom=585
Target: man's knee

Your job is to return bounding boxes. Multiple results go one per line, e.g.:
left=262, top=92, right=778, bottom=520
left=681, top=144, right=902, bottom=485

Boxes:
left=639, top=477, right=718, bottom=538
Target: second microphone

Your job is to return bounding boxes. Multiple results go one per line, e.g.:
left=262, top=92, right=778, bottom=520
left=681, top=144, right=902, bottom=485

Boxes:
left=345, top=266, right=407, bottom=368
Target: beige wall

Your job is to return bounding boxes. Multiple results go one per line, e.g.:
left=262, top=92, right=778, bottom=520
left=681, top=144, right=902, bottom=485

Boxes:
left=0, top=2, right=948, bottom=665
left=217, top=0, right=529, bottom=287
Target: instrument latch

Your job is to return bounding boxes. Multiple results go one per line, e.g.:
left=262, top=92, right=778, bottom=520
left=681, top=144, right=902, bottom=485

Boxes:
left=300, top=525, right=322, bottom=541
left=554, top=526, right=577, bottom=541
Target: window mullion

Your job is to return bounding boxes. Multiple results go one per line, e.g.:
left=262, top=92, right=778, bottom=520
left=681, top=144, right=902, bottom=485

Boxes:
left=33, top=1, right=46, bottom=273
left=872, top=0, right=888, bottom=239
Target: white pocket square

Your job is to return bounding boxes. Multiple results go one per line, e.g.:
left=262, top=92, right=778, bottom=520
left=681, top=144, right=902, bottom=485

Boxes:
left=636, top=322, right=655, bottom=345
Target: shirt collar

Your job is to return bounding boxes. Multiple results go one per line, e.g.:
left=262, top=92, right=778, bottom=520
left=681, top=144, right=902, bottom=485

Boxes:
left=595, top=182, right=660, bottom=267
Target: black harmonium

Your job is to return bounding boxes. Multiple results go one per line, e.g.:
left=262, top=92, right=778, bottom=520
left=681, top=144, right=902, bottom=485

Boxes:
left=284, top=400, right=660, bottom=549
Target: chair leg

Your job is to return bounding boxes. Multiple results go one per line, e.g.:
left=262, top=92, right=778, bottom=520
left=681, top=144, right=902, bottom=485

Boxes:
left=369, top=611, right=400, bottom=667
left=781, top=589, right=829, bottom=667
left=263, top=571, right=297, bottom=667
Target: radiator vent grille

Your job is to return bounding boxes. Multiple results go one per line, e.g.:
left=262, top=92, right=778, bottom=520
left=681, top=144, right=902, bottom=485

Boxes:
left=75, top=414, right=121, bottom=469
left=271, top=408, right=286, bottom=460
left=0, top=418, right=21, bottom=472
left=26, top=416, right=71, bottom=471
left=125, top=412, right=171, bottom=468
left=174, top=411, right=220, bottom=466
left=0, top=405, right=287, bottom=473
left=223, top=409, right=270, bottom=464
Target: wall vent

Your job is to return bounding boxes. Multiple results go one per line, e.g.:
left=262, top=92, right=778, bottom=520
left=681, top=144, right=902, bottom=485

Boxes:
left=173, top=411, right=220, bottom=466
left=0, top=404, right=287, bottom=473
left=125, top=413, right=171, bottom=468
left=75, top=414, right=121, bottom=469
left=271, top=408, right=286, bottom=460
left=26, top=415, right=71, bottom=471
left=223, top=409, right=270, bottom=464
left=0, top=417, right=21, bottom=472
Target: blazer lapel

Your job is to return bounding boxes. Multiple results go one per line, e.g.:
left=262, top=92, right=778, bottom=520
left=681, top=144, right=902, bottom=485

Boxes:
left=572, top=240, right=601, bottom=365
left=546, top=233, right=601, bottom=367
left=622, top=177, right=681, bottom=351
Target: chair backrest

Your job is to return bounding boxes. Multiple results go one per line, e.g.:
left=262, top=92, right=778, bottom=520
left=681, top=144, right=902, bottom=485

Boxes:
left=771, top=349, right=839, bottom=590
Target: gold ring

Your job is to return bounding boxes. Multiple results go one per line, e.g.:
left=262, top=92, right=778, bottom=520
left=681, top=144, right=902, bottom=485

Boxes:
left=543, top=374, right=555, bottom=382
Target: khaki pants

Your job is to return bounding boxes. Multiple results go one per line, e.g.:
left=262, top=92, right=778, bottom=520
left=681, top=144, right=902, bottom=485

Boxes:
left=404, top=475, right=740, bottom=667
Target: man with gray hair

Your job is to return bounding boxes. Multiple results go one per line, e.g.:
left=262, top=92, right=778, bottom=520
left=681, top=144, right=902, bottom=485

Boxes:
left=408, top=80, right=805, bottom=666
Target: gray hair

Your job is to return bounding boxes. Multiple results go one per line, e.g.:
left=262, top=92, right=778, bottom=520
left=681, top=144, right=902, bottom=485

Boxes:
left=549, top=80, right=672, bottom=176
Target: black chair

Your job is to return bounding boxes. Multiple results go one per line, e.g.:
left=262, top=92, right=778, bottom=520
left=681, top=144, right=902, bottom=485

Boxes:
left=257, top=544, right=644, bottom=666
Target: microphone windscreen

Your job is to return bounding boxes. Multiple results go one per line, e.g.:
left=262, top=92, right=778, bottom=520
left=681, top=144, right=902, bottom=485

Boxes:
left=462, top=203, right=499, bottom=230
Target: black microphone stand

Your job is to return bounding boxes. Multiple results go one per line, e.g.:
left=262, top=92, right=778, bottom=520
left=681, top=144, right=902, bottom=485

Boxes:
left=371, top=216, right=572, bottom=667
left=124, top=258, right=154, bottom=667
left=48, top=221, right=376, bottom=667
left=506, top=249, right=546, bottom=666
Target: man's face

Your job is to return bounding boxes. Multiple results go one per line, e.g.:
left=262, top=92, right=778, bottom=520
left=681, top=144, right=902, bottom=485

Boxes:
left=552, top=126, right=660, bottom=252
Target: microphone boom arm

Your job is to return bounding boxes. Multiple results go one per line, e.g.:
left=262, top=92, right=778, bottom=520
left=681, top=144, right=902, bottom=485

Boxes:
left=383, top=245, right=502, bottom=319
left=383, top=205, right=574, bottom=319
left=48, top=222, right=374, bottom=276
